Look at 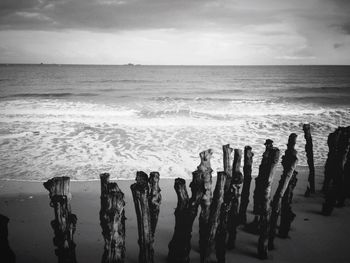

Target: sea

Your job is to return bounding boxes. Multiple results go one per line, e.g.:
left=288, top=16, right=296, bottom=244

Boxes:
left=0, top=65, right=349, bottom=181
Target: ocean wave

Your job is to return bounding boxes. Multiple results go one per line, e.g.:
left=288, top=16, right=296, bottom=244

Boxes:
left=286, top=86, right=350, bottom=94
left=149, top=96, right=267, bottom=103
left=281, top=96, right=350, bottom=106
left=201, top=89, right=246, bottom=95
left=0, top=92, right=98, bottom=99
left=79, top=79, right=162, bottom=84
left=0, top=99, right=348, bottom=181
left=1, top=98, right=349, bottom=124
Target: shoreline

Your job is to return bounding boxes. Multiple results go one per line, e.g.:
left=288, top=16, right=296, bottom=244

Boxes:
left=1, top=166, right=350, bottom=262
left=0, top=164, right=318, bottom=184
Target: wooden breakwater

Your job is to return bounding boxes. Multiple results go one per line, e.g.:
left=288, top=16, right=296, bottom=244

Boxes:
left=5, top=124, right=345, bottom=263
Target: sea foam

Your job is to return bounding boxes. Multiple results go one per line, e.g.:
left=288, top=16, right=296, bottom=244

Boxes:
left=0, top=98, right=348, bottom=181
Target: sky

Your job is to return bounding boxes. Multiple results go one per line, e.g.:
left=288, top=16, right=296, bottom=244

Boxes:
left=0, top=0, right=350, bottom=65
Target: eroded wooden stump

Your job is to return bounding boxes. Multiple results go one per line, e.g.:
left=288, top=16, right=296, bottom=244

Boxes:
left=279, top=170, right=298, bottom=238
left=131, top=171, right=161, bottom=263
left=214, top=144, right=234, bottom=263
left=198, top=150, right=213, bottom=262
left=199, top=171, right=227, bottom=263
left=256, top=146, right=280, bottom=260
left=227, top=149, right=243, bottom=249
left=239, top=146, right=254, bottom=225
left=246, top=139, right=274, bottom=234
left=100, top=173, right=126, bottom=263
left=268, top=134, right=298, bottom=251
left=43, top=177, right=77, bottom=263
left=168, top=175, right=204, bottom=263
left=344, top=150, right=350, bottom=200
left=322, top=126, right=350, bottom=215
left=303, top=124, right=315, bottom=196
left=323, top=131, right=339, bottom=193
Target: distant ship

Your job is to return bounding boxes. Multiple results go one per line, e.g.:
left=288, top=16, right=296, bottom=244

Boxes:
left=124, top=63, right=141, bottom=66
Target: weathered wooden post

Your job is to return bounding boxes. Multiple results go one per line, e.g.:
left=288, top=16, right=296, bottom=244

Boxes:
left=256, top=147, right=280, bottom=260
left=100, top=173, right=126, bottom=263
left=149, top=172, right=162, bottom=242
left=198, top=150, right=213, bottom=262
left=246, top=139, right=274, bottom=234
left=168, top=175, right=204, bottom=263
left=322, top=131, right=339, bottom=193
left=223, top=144, right=233, bottom=181
left=215, top=182, right=235, bottom=263
left=227, top=149, right=243, bottom=249
left=279, top=170, right=298, bottom=238
left=303, top=124, right=315, bottom=196
left=268, top=133, right=298, bottom=251
left=322, top=127, right=350, bottom=215
left=0, top=214, right=16, bottom=263
left=169, top=151, right=210, bottom=263
left=131, top=171, right=161, bottom=263
left=239, top=146, right=254, bottom=224
left=214, top=144, right=234, bottom=263
left=344, top=150, right=350, bottom=201
left=201, top=171, right=227, bottom=263
left=43, top=177, right=77, bottom=263
left=337, top=127, right=350, bottom=207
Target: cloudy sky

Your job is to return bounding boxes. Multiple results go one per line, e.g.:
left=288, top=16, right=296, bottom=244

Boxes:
left=0, top=0, right=349, bottom=65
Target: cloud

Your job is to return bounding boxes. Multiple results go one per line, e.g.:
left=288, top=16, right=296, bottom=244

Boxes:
left=0, top=0, right=350, bottom=64
left=339, top=23, right=350, bottom=35
left=0, top=0, right=349, bottom=39
left=1, top=0, right=350, bottom=37
left=0, top=0, right=297, bottom=32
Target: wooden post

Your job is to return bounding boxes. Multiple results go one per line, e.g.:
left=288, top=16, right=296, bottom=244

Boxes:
left=246, top=139, right=274, bottom=234
left=131, top=171, right=161, bottom=263
left=198, top=149, right=213, bottom=262
left=0, top=214, right=16, bottom=263
left=227, top=149, right=243, bottom=249
left=337, top=127, right=350, bottom=207
left=201, top=171, right=227, bottom=263
left=303, top=124, right=315, bottom=196
left=257, top=147, right=280, bottom=260
left=322, top=131, right=339, bottom=193
left=239, top=146, right=254, bottom=225
left=43, top=177, right=77, bottom=263
left=149, top=172, right=162, bottom=242
left=168, top=174, right=204, bottom=263
left=268, top=133, right=298, bottom=251
left=322, top=127, right=350, bottom=215
left=100, top=173, right=126, bottom=263
left=279, top=170, right=298, bottom=238
left=344, top=149, right=350, bottom=200
left=223, top=144, right=233, bottom=183
left=214, top=145, right=234, bottom=263
left=215, top=181, right=235, bottom=263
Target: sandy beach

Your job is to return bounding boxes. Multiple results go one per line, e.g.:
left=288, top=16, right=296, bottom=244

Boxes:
left=1, top=0, right=350, bottom=261
left=1, top=166, right=349, bottom=263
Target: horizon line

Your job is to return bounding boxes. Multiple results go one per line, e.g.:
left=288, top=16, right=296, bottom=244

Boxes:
left=1, top=63, right=350, bottom=67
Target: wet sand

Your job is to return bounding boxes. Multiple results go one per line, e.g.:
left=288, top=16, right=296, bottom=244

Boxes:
left=1, top=166, right=350, bottom=263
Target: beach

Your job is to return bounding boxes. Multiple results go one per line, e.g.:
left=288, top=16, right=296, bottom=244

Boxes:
left=1, top=166, right=350, bottom=263
left=2, top=0, right=350, bottom=262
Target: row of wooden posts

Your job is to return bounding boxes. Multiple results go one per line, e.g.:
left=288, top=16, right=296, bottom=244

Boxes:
left=41, top=124, right=350, bottom=263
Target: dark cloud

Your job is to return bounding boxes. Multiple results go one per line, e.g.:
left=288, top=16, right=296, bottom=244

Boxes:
left=1, top=0, right=350, bottom=40
left=0, top=0, right=284, bottom=31
left=0, top=0, right=41, bottom=11
left=340, top=23, right=350, bottom=34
